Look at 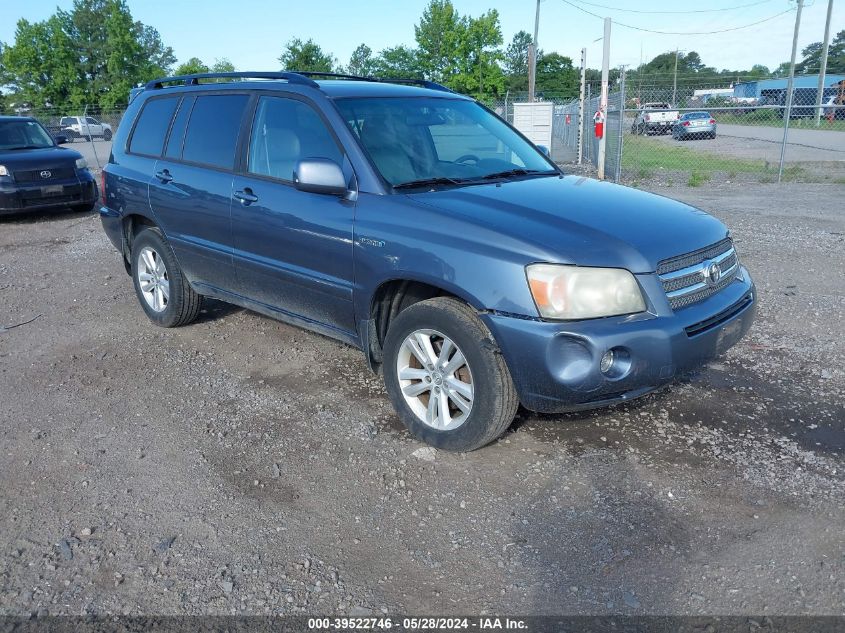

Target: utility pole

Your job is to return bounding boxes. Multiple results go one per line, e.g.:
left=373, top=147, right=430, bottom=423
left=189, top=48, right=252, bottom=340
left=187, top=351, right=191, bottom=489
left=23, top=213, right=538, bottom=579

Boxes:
left=529, top=0, right=541, bottom=102
left=578, top=47, right=586, bottom=165
left=778, top=0, right=804, bottom=183
left=814, top=0, right=834, bottom=127
left=597, top=17, right=611, bottom=180
left=528, top=44, right=536, bottom=102
left=672, top=48, right=679, bottom=106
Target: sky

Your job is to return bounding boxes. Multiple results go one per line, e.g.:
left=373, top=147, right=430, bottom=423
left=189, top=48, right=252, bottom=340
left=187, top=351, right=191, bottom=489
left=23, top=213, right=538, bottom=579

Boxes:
left=0, top=0, right=842, bottom=76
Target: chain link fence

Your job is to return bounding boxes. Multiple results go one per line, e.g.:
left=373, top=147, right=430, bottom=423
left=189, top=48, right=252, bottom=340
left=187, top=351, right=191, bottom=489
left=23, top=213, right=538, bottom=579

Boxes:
left=547, top=79, right=845, bottom=186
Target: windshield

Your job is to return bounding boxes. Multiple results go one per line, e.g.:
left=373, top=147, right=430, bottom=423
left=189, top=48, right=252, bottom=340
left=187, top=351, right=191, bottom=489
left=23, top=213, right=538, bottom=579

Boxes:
left=0, top=120, right=55, bottom=150
left=334, top=97, right=557, bottom=188
left=683, top=112, right=711, bottom=120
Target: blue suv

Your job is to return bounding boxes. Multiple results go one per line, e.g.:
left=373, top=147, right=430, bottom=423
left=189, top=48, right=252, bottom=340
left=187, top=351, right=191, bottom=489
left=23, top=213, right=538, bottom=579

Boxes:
left=100, top=72, right=756, bottom=451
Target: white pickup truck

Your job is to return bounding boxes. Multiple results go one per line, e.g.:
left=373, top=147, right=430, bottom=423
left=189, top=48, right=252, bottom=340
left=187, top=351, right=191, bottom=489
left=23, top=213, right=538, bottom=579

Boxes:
left=60, top=116, right=113, bottom=141
left=632, top=102, right=679, bottom=135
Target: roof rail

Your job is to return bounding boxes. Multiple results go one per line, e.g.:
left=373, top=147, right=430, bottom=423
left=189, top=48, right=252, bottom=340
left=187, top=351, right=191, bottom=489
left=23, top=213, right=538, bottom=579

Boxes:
left=144, top=71, right=318, bottom=90
left=144, top=70, right=454, bottom=94
left=288, top=71, right=454, bottom=93
left=379, top=78, right=454, bottom=93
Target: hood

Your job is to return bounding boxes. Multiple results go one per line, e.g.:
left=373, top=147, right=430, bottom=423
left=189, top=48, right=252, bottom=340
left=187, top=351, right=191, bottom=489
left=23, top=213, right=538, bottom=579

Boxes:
left=409, top=175, right=728, bottom=273
left=0, top=146, right=83, bottom=171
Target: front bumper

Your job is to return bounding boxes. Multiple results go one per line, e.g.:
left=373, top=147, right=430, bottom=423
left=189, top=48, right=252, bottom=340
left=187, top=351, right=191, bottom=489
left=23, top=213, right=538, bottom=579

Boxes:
left=0, top=174, right=97, bottom=215
left=482, top=267, right=756, bottom=413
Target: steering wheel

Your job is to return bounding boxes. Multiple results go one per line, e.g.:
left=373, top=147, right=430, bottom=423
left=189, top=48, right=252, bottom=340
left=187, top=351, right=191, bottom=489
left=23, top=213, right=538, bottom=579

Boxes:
left=455, top=154, right=480, bottom=164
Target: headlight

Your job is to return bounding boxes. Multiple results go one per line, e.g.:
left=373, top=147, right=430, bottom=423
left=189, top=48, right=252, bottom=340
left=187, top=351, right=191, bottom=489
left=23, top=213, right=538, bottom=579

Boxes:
left=0, top=165, right=8, bottom=176
left=75, top=157, right=87, bottom=170
left=526, top=264, right=646, bottom=320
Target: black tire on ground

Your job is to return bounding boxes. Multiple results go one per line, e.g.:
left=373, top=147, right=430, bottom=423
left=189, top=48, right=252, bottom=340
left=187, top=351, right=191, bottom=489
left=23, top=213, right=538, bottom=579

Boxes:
left=382, top=296, right=520, bottom=452
left=130, top=227, right=202, bottom=328
left=709, top=132, right=716, bottom=139
left=103, top=129, right=112, bottom=141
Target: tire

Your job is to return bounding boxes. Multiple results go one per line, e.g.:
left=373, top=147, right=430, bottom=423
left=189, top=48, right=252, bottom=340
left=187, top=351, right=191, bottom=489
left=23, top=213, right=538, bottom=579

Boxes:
left=103, top=129, right=112, bottom=141
left=382, top=297, right=519, bottom=452
left=130, top=227, right=202, bottom=327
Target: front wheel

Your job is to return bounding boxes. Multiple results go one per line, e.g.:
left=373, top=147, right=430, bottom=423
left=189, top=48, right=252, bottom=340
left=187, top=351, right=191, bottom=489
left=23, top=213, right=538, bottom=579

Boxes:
left=383, top=297, right=519, bottom=452
left=131, top=227, right=202, bottom=327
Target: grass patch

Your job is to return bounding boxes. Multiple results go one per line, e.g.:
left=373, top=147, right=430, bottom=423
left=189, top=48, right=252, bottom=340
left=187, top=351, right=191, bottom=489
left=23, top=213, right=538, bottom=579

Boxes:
left=715, top=109, right=845, bottom=132
left=687, top=172, right=710, bottom=187
left=622, top=134, right=766, bottom=174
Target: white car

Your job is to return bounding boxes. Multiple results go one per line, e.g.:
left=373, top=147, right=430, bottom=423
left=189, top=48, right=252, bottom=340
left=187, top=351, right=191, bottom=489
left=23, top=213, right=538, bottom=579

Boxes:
left=632, top=102, right=680, bottom=135
left=60, top=116, right=113, bottom=141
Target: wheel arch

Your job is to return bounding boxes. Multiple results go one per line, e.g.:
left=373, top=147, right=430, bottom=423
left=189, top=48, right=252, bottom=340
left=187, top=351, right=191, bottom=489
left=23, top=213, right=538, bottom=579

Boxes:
left=362, top=276, right=488, bottom=372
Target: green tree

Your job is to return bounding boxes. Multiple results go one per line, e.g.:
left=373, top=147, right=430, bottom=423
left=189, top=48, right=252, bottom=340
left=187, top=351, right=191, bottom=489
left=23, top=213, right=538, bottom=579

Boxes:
left=1, top=0, right=173, bottom=109
left=451, top=9, right=504, bottom=100
left=503, top=30, right=534, bottom=77
left=796, top=30, right=845, bottom=75
left=175, top=57, right=209, bottom=76
left=211, top=58, right=235, bottom=73
left=414, top=0, right=463, bottom=83
left=1, top=16, right=81, bottom=108
left=535, top=52, right=578, bottom=99
left=279, top=38, right=336, bottom=72
left=347, top=43, right=377, bottom=77
left=374, top=46, right=422, bottom=79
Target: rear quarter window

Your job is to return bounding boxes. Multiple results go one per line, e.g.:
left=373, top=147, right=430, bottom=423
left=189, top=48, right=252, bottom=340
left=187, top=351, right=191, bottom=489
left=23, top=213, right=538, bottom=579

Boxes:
left=129, top=97, right=179, bottom=157
left=181, top=94, right=249, bottom=170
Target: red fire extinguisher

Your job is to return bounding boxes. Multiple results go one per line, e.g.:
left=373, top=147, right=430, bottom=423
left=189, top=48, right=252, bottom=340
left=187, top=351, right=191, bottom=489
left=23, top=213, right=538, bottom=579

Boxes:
left=594, top=110, right=605, bottom=139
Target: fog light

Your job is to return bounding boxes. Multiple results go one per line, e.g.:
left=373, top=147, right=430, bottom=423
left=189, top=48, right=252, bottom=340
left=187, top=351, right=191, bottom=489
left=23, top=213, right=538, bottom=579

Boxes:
left=600, top=350, right=615, bottom=374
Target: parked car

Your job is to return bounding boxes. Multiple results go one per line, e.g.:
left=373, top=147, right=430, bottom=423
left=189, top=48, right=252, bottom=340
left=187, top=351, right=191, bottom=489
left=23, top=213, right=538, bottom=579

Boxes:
left=632, top=102, right=679, bottom=135
left=0, top=116, right=98, bottom=216
left=672, top=111, right=716, bottom=140
left=60, top=115, right=113, bottom=141
left=100, top=72, right=756, bottom=452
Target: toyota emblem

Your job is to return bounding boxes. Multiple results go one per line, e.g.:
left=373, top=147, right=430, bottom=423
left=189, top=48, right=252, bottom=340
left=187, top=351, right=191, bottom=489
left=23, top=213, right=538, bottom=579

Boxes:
left=40, top=170, right=52, bottom=179
left=702, top=260, right=722, bottom=287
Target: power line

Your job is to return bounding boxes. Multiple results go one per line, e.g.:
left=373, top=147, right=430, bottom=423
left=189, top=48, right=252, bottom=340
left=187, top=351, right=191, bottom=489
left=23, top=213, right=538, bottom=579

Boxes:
left=567, top=0, right=775, bottom=15
left=559, top=0, right=795, bottom=36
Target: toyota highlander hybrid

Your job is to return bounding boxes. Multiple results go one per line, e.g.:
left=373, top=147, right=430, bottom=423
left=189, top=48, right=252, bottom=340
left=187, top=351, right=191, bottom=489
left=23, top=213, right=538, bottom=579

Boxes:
left=99, top=72, right=756, bottom=451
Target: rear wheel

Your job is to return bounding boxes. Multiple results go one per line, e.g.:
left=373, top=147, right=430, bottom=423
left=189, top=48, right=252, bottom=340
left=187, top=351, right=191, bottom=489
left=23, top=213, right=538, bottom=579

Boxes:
left=131, top=227, right=202, bottom=327
left=383, top=297, right=519, bottom=452
left=103, top=129, right=112, bottom=141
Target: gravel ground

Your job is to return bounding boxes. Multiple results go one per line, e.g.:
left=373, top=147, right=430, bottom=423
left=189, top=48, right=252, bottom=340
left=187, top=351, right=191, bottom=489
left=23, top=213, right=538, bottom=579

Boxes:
left=0, top=182, right=843, bottom=617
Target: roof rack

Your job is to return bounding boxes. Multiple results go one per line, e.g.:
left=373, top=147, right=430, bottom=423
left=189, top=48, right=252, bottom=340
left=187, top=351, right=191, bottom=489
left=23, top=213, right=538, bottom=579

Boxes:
left=144, top=70, right=454, bottom=94
left=293, top=72, right=453, bottom=93
left=145, top=71, right=318, bottom=90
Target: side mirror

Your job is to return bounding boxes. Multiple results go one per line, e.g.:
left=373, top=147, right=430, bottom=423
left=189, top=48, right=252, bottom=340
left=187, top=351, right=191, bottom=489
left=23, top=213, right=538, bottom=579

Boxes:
left=54, top=135, right=68, bottom=145
left=536, top=144, right=550, bottom=157
left=293, top=158, right=347, bottom=196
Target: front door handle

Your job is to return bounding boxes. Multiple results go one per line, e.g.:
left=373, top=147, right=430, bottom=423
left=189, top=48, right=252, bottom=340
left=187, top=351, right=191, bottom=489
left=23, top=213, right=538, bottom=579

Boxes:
left=155, top=169, right=173, bottom=183
left=234, top=189, right=258, bottom=205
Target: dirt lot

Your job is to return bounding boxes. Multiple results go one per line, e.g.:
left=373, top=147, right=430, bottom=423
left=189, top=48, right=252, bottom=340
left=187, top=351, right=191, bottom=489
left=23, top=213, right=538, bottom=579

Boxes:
left=1, top=182, right=843, bottom=617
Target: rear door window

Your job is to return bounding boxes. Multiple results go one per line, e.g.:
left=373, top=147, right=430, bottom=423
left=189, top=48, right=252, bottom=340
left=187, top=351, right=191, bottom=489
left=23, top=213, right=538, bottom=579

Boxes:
left=129, top=97, right=179, bottom=157
left=182, top=94, right=249, bottom=170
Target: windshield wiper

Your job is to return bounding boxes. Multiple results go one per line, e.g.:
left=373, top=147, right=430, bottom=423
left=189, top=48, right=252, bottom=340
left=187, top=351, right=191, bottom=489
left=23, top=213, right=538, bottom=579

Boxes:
left=393, top=176, right=467, bottom=190
left=7, top=145, right=48, bottom=150
left=479, top=168, right=558, bottom=181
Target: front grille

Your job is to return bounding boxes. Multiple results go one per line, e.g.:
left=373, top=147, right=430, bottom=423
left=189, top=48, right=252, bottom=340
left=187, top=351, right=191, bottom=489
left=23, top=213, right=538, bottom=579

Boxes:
left=658, top=238, right=740, bottom=310
left=14, top=167, right=76, bottom=183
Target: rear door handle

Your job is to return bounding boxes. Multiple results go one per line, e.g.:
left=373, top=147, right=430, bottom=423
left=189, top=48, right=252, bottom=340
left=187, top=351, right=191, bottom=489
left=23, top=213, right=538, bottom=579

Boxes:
left=155, top=169, right=173, bottom=183
left=234, top=189, right=258, bottom=205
